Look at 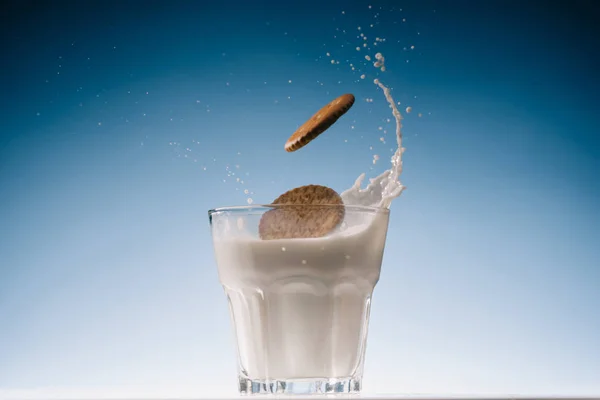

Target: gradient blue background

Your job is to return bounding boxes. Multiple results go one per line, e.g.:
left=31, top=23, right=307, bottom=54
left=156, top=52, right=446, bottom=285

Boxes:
left=0, top=0, right=598, bottom=398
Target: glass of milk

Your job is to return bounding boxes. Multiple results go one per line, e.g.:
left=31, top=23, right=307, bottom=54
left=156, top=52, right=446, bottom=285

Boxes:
left=209, top=204, right=390, bottom=395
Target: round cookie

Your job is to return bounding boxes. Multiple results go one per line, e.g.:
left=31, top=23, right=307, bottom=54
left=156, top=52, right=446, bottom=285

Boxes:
left=259, top=185, right=345, bottom=240
left=285, top=94, right=355, bottom=152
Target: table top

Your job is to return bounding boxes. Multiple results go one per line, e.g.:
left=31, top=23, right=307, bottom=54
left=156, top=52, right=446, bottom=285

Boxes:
left=1, top=392, right=598, bottom=400
left=1, top=387, right=598, bottom=400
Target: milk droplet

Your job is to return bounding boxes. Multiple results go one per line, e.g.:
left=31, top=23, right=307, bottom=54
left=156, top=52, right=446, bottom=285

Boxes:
left=360, top=74, right=366, bottom=79
left=281, top=247, right=286, bottom=252
left=244, top=189, right=249, bottom=194
left=365, top=55, right=371, bottom=61
left=405, top=106, right=412, bottom=113
left=301, top=260, right=307, bottom=265
left=345, top=255, right=352, bottom=260
left=247, top=198, right=253, bottom=204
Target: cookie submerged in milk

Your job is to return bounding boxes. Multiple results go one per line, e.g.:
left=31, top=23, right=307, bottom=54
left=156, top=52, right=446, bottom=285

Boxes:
left=259, top=185, right=345, bottom=240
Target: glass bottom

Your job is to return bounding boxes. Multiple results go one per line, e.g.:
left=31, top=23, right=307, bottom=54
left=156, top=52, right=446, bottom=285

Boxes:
left=239, top=375, right=362, bottom=395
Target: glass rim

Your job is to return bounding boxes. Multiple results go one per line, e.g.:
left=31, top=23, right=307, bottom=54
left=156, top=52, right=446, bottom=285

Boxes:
left=208, top=204, right=390, bottom=215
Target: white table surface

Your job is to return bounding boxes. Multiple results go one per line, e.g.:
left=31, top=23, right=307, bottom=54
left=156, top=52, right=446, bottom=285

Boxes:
left=1, top=392, right=598, bottom=400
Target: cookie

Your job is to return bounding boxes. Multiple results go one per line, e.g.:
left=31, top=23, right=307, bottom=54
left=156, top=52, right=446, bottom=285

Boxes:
left=259, top=185, right=345, bottom=240
left=285, top=94, right=355, bottom=152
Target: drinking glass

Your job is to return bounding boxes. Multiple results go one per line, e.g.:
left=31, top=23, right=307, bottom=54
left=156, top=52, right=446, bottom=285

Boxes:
left=209, top=204, right=390, bottom=395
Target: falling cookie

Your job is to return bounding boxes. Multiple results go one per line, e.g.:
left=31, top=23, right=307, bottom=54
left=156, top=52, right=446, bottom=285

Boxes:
left=285, top=94, right=355, bottom=152
left=259, top=185, right=345, bottom=240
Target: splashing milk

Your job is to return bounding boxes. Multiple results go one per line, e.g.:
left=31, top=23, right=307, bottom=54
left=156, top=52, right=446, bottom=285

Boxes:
left=341, top=65, right=405, bottom=209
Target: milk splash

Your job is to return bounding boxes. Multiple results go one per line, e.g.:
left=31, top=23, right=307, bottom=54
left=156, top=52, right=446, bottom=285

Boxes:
left=341, top=54, right=405, bottom=209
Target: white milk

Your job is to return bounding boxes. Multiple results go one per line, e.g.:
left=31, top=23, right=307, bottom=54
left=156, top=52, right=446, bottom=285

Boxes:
left=212, top=55, right=405, bottom=382
left=213, top=211, right=389, bottom=379
left=341, top=77, right=405, bottom=209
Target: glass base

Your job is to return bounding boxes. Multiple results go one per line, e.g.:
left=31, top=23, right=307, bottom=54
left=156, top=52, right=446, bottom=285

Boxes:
left=239, top=376, right=361, bottom=395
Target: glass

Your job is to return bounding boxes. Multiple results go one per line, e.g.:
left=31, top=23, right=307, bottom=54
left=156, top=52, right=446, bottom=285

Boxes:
left=208, top=204, right=390, bottom=395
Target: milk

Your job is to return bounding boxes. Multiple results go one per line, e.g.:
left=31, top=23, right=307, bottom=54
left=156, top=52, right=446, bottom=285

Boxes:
left=213, top=209, right=389, bottom=380
left=341, top=77, right=406, bottom=209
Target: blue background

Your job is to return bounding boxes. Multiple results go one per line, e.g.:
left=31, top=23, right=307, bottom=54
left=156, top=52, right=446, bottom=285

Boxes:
left=1, top=0, right=598, bottom=397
